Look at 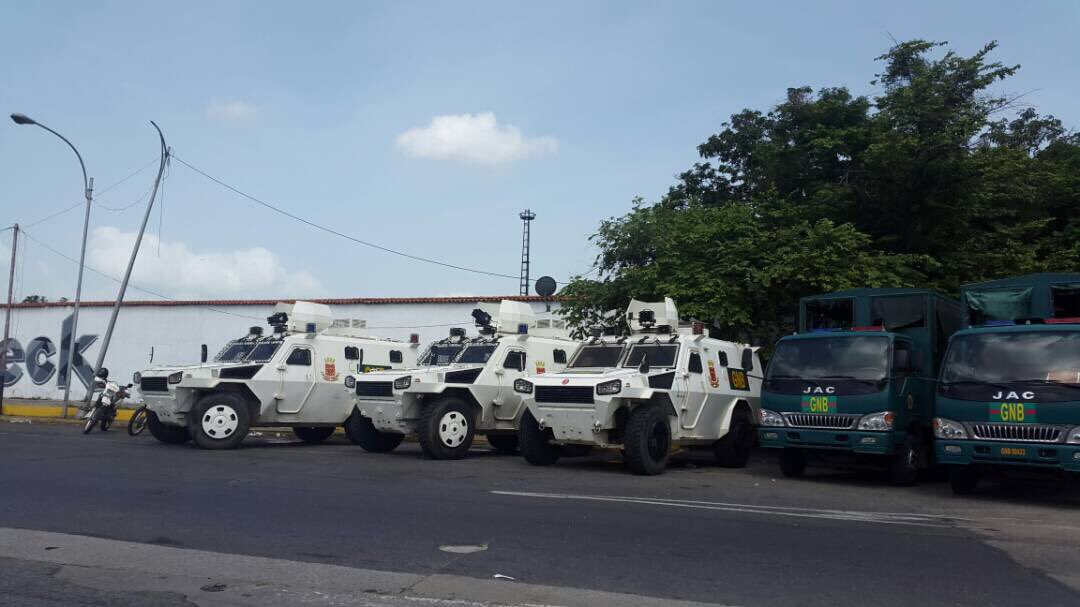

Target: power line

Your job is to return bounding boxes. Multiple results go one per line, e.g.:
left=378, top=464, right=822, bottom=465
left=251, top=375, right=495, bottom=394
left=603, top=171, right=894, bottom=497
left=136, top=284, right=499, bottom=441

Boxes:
left=18, top=229, right=264, bottom=322
left=171, top=154, right=522, bottom=281
left=19, top=158, right=160, bottom=229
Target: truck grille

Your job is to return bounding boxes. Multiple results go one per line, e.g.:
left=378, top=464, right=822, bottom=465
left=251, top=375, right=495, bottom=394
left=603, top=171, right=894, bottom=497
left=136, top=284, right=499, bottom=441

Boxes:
left=535, top=385, right=594, bottom=405
left=140, top=377, right=169, bottom=392
left=971, top=423, right=1062, bottom=443
left=355, top=381, right=394, bottom=398
left=783, top=413, right=858, bottom=429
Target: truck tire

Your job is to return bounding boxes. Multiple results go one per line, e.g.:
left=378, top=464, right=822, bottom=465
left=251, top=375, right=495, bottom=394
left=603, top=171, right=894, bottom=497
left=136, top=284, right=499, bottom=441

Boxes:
left=190, top=392, right=251, bottom=450
left=518, top=410, right=561, bottom=466
left=779, top=448, right=806, bottom=478
left=344, top=411, right=403, bottom=452
left=292, top=426, right=335, bottom=444
left=418, top=397, right=475, bottom=460
left=485, top=433, right=519, bottom=454
left=714, top=407, right=753, bottom=468
left=623, top=404, right=671, bottom=476
left=889, top=434, right=920, bottom=486
left=949, top=466, right=979, bottom=495
left=147, top=411, right=191, bottom=444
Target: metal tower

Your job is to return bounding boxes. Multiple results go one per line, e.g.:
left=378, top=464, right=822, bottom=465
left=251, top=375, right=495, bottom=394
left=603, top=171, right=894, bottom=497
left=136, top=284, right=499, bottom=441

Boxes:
left=518, top=209, right=536, bottom=295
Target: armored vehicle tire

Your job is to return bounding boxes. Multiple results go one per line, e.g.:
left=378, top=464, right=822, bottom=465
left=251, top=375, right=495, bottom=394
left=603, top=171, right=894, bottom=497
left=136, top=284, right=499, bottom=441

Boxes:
left=418, top=397, right=476, bottom=460
left=623, top=404, right=671, bottom=476
left=344, top=411, right=403, bottom=452
left=190, top=392, right=251, bottom=450
left=485, top=433, right=519, bottom=454
left=889, top=434, right=920, bottom=486
left=714, top=407, right=753, bottom=468
left=518, top=411, right=561, bottom=466
left=293, top=426, right=336, bottom=444
left=779, top=448, right=806, bottom=478
left=146, top=411, right=191, bottom=444
left=949, top=466, right=979, bottom=495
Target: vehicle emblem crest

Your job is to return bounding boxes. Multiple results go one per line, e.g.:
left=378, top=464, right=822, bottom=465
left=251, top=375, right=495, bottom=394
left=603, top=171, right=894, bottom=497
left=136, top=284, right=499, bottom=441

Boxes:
left=561, top=378, right=570, bottom=385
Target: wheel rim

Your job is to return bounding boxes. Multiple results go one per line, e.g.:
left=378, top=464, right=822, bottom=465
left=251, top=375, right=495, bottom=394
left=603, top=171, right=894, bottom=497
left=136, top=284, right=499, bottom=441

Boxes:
left=438, top=411, right=468, bottom=448
left=131, top=411, right=147, bottom=434
left=202, top=404, right=239, bottom=439
left=646, top=419, right=670, bottom=461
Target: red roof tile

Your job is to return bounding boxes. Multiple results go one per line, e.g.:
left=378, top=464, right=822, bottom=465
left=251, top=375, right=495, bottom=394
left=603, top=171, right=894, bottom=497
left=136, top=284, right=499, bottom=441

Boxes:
left=2, top=295, right=558, bottom=310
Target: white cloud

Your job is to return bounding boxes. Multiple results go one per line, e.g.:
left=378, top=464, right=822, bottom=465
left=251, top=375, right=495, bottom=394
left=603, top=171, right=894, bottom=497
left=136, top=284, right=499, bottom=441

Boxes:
left=396, top=112, right=558, bottom=165
left=207, top=99, right=258, bottom=121
left=88, top=227, right=323, bottom=300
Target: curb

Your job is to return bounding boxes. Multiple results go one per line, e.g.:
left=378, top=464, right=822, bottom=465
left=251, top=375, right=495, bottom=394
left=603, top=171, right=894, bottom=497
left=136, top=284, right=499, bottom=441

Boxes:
left=1, top=403, right=136, bottom=422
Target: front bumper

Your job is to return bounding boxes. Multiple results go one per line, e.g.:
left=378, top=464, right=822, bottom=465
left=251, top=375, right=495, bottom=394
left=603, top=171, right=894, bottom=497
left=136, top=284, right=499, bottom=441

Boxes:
left=936, top=440, right=1080, bottom=472
left=758, top=427, right=899, bottom=455
left=142, top=391, right=187, bottom=426
left=356, top=397, right=411, bottom=434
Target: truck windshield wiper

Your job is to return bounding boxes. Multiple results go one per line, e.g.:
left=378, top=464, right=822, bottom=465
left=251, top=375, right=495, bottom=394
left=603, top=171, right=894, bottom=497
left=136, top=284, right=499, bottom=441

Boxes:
left=1012, top=379, right=1080, bottom=389
left=817, top=375, right=883, bottom=385
left=939, top=379, right=1016, bottom=392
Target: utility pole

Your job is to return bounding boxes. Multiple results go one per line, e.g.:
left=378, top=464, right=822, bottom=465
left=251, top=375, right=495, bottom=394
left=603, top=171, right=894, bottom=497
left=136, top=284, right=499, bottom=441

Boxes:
left=10, top=113, right=92, bottom=418
left=519, top=209, right=535, bottom=296
left=0, top=224, right=18, bottom=412
left=85, top=122, right=168, bottom=403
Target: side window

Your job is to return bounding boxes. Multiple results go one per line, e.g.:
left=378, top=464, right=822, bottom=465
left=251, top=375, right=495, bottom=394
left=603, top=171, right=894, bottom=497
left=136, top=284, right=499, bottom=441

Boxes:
left=503, top=350, right=526, bottom=370
left=893, top=342, right=913, bottom=376
left=389, top=350, right=403, bottom=364
left=344, top=346, right=360, bottom=360
left=688, top=352, right=703, bottom=374
left=286, top=348, right=311, bottom=366
left=553, top=349, right=567, bottom=364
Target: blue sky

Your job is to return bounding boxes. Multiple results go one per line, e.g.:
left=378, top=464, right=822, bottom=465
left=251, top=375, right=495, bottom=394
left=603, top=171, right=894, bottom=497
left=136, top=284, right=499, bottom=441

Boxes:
left=2, top=0, right=1077, bottom=301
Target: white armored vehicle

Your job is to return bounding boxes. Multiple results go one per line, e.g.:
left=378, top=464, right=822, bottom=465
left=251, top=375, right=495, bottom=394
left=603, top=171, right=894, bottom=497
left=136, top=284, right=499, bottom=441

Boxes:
left=137, top=301, right=418, bottom=449
left=348, top=300, right=583, bottom=459
left=516, top=298, right=762, bottom=475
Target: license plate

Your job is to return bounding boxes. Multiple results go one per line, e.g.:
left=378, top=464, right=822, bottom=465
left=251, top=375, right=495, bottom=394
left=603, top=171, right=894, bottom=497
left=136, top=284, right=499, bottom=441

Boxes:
left=1000, top=446, right=1027, bottom=457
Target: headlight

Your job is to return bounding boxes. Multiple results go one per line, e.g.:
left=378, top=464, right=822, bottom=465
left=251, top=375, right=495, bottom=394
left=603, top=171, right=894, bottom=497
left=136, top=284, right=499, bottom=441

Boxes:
left=1066, top=426, right=1080, bottom=445
left=513, top=379, right=533, bottom=394
left=167, top=371, right=183, bottom=384
left=596, top=379, right=622, bottom=395
left=857, top=411, right=895, bottom=431
left=344, top=376, right=356, bottom=389
left=393, top=376, right=412, bottom=390
left=133, top=372, right=141, bottom=384
left=934, top=418, right=968, bottom=439
left=759, top=409, right=785, bottom=427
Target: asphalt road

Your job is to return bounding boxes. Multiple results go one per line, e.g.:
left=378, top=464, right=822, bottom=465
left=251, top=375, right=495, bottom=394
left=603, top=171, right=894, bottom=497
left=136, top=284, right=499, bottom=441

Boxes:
left=1, top=421, right=1079, bottom=606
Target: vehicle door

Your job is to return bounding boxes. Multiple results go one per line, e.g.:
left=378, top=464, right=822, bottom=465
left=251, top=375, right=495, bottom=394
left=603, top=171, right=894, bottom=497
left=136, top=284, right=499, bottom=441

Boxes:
left=891, top=340, right=924, bottom=425
left=678, top=349, right=710, bottom=430
left=275, top=345, right=316, bottom=414
left=493, top=347, right=527, bottom=420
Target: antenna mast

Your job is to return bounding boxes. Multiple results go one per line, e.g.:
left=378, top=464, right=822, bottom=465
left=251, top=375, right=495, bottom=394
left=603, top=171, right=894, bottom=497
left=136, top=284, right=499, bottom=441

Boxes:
left=518, top=209, right=535, bottom=296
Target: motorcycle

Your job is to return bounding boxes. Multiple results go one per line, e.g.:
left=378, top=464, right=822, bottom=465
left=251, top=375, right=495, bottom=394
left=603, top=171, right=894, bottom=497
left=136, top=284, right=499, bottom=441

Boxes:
left=82, top=367, right=133, bottom=434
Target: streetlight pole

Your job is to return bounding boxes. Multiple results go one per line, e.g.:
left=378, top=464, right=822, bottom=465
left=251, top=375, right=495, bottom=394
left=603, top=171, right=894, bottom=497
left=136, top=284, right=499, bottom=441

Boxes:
left=10, top=113, right=93, bottom=418
left=85, top=122, right=168, bottom=403
left=0, top=224, right=18, bottom=412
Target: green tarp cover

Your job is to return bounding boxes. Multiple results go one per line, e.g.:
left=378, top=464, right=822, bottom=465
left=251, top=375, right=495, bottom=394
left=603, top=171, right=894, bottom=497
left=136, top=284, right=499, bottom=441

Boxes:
left=964, top=287, right=1032, bottom=321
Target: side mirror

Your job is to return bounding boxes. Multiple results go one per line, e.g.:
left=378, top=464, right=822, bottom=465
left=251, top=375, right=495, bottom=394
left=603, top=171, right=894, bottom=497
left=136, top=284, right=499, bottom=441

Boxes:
left=893, top=349, right=912, bottom=374
left=518, top=354, right=526, bottom=373
left=741, top=348, right=754, bottom=372
left=718, top=352, right=729, bottom=367
left=638, top=354, right=650, bottom=374
left=201, top=344, right=208, bottom=363
left=126, top=383, right=134, bottom=388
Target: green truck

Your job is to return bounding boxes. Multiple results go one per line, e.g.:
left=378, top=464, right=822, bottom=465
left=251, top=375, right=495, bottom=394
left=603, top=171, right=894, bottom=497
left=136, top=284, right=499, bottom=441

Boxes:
left=934, top=273, right=1080, bottom=494
left=758, top=289, right=961, bottom=484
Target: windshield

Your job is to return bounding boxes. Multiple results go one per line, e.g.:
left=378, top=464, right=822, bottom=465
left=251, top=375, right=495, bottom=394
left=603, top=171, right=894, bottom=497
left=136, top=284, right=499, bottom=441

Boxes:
left=214, top=341, right=255, bottom=362
left=942, top=331, right=1080, bottom=385
left=568, top=344, right=625, bottom=368
left=456, top=344, right=497, bottom=364
left=767, top=336, right=889, bottom=381
left=623, top=344, right=679, bottom=368
left=418, top=344, right=465, bottom=366
left=244, top=339, right=284, bottom=362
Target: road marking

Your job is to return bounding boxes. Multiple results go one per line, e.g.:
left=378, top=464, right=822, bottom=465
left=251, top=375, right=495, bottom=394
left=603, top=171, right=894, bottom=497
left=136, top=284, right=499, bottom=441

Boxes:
left=439, top=544, right=488, bottom=554
left=491, top=491, right=963, bottom=527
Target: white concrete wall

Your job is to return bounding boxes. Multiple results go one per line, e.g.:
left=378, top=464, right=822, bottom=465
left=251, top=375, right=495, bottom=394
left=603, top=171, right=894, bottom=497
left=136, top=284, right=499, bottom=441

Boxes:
left=1, top=299, right=560, bottom=400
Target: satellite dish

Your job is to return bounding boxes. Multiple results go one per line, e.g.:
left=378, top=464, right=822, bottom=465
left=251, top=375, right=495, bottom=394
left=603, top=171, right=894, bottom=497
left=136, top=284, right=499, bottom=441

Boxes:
left=535, top=276, right=557, bottom=297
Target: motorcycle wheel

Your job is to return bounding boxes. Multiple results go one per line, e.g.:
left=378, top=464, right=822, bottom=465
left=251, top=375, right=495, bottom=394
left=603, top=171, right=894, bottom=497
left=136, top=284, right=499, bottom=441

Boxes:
left=82, top=408, right=100, bottom=434
left=128, top=407, right=149, bottom=436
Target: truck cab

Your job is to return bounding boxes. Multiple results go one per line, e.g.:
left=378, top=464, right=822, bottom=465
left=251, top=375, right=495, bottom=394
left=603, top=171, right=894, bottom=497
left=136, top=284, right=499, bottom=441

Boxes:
left=758, top=289, right=961, bottom=484
left=137, top=301, right=418, bottom=449
left=347, top=300, right=582, bottom=459
left=517, top=298, right=762, bottom=476
left=935, top=274, right=1080, bottom=494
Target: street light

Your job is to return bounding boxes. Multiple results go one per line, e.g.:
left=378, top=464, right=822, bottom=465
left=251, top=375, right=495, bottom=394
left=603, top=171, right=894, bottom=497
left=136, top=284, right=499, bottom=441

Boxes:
left=10, top=112, right=94, bottom=417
